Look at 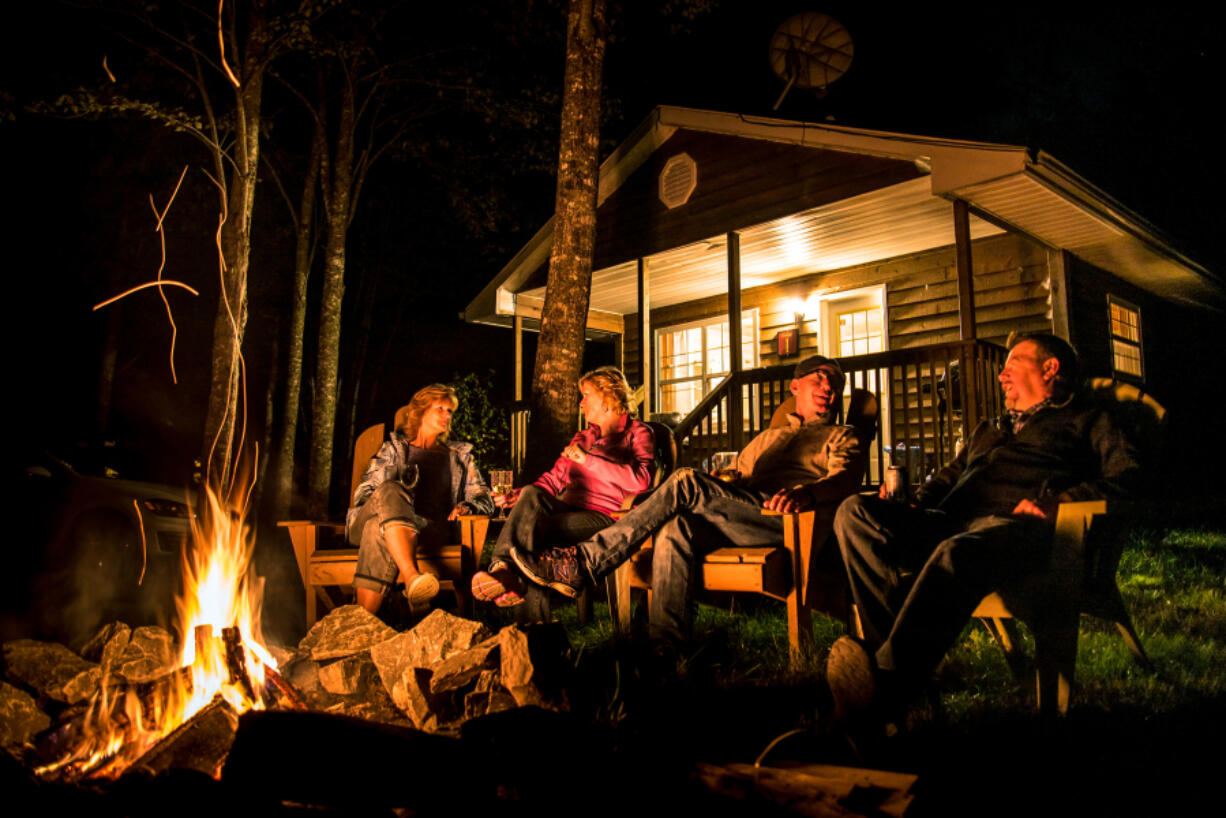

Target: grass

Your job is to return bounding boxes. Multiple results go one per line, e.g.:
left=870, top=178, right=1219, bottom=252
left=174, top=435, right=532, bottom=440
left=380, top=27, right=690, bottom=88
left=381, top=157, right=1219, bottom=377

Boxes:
left=529, top=518, right=1226, bottom=814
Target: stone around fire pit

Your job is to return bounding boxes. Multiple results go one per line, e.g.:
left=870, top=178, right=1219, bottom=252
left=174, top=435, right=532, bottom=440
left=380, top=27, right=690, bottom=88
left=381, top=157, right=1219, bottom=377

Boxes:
left=79, top=621, right=129, bottom=663
left=429, top=635, right=500, bottom=695
left=299, top=605, right=397, bottom=661
left=370, top=609, right=492, bottom=672
left=110, top=626, right=177, bottom=682
left=318, top=653, right=377, bottom=696
left=0, top=681, right=51, bottom=750
left=2, top=640, right=100, bottom=704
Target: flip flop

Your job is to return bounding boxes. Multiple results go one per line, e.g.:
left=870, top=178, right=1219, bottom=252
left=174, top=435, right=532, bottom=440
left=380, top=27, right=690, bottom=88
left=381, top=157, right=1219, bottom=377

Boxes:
left=493, top=590, right=524, bottom=608
left=405, top=572, right=440, bottom=614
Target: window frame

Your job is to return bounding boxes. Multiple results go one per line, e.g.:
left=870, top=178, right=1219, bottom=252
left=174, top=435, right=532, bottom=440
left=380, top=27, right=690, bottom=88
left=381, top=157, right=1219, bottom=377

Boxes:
left=654, top=310, right=760, bottom=416
left=1107, top=295, right=1144, bottom=381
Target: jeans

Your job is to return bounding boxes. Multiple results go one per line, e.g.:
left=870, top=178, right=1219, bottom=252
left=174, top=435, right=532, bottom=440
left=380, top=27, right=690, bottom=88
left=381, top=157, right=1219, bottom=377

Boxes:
left=349, top=481, right=444, bottom=594
left=833, top=494, right=1052, bottom=691
left=577, top=468, right=783, bottom=643
left=491, top=485, right=613, bottom=565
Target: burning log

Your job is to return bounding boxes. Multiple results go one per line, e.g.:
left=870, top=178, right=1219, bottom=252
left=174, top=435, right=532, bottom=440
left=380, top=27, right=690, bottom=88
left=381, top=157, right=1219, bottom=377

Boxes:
left=261, top=665, right=307, bottom=711
left=130, top=695, right=240, bottom=779
left=220, top=627, right=256, bottom=702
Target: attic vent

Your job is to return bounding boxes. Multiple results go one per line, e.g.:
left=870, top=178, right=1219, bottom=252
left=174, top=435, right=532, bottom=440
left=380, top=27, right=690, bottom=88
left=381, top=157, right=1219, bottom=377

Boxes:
left=658, top=153, right=697, bottom=209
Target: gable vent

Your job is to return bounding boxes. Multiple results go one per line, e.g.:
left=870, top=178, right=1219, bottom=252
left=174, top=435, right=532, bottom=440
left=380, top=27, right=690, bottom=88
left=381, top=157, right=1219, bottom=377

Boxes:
left=658, top=153, right=697, bottom=209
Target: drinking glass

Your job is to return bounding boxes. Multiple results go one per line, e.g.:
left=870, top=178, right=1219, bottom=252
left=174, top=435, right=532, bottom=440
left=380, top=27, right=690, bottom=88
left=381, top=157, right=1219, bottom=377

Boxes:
left=710, top=451, right=739, bottom=482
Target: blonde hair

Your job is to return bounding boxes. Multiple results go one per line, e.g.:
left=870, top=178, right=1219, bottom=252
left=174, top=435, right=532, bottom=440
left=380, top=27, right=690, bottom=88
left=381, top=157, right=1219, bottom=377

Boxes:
left=395, top=384, right=458, bottom=441
left=578, top=366, right=633, bottom=416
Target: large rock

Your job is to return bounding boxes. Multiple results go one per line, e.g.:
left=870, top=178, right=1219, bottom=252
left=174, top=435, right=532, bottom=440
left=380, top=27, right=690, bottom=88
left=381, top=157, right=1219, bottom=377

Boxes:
left=429, top=636, right=499, bottom=695
left=299, top=605, right=397, bottom=661
left=109, top=626, right=177, bottom=682
left=319, top=653, right=377, bottom=696
left=370, top=610, right=491, bottom=673
left=79, top=621, right=130, bottom=663
left=498, top=624, right=570, bottom=711
left=0, top=681, right=51, bottom=749
left=379, top=666, right=442, bottom=731
left=2, top=639, right=100, bottom=703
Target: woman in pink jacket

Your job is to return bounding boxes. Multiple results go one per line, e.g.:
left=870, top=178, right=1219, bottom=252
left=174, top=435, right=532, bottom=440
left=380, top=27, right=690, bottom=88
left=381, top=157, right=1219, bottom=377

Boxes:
left=472, top=367, right=655, bottom=607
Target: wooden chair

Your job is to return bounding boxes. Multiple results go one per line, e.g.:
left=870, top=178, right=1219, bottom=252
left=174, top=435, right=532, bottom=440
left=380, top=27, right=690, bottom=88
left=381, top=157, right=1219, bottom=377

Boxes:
left=611, top=389, right=879, bottom=667
left=278, top=423, right=489, bottom=628
left=968, top=379, right=1162, bottom=717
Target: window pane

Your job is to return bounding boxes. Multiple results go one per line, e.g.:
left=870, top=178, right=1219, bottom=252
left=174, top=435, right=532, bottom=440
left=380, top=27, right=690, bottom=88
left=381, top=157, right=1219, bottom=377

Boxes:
left=660, top=380, right=704, bottom=415
left=706, top=322, right=730, bottom=374
left=1110, top=302, right=1140, bottom=342
left=741, top=316, right=756, bottom=368
left=1113, top=339, right=1143, bottom=377
left=660, top=327, right=703, bottom=381
left=837, top=306, right=883, bottom=357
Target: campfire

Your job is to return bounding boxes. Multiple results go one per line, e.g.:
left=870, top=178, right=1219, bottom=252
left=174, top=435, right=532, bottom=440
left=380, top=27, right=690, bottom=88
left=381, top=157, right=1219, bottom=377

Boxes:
left=36, top=486, right=300, bottom=781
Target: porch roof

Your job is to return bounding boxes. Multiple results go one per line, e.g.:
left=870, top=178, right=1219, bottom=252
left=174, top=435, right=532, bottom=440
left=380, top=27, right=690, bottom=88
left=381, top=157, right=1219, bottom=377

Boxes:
left=463, top=106, right=1220, bottom=333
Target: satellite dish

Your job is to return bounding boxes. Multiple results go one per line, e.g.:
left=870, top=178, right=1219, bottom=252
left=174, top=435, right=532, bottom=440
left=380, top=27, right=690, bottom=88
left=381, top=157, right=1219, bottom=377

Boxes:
left=768, top=12, right=854, bottom=110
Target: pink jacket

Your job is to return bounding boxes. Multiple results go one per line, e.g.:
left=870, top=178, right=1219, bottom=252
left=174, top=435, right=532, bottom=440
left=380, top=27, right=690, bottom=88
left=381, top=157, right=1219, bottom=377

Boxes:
left=533, top=414, right=656, bottom=515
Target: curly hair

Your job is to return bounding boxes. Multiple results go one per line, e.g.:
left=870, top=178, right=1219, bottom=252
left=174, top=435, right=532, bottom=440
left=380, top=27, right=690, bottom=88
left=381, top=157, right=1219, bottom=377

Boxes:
left=394, top=384, right=458, bottom=441
left=578, top=366, right=634, bottom=416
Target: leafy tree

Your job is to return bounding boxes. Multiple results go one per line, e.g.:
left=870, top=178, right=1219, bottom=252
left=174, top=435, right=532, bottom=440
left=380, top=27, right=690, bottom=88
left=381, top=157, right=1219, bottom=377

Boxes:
left=449, top=371, right=510, bottom=471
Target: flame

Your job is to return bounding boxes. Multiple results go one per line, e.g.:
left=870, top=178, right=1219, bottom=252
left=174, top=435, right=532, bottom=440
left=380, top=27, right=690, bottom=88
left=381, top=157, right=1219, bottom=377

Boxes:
left=38, top=484, right=276, bottom=780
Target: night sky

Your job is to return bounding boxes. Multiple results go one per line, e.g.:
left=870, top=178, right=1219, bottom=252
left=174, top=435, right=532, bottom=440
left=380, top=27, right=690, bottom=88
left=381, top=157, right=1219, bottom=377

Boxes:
left=3, top=1, right=1222, bottom=490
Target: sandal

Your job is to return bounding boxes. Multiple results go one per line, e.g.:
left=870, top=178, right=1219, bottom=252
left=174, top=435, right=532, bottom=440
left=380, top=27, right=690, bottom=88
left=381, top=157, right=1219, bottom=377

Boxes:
left=471, top=560, right=523, bottom=603
left=405, top=572, right=440, bottom=614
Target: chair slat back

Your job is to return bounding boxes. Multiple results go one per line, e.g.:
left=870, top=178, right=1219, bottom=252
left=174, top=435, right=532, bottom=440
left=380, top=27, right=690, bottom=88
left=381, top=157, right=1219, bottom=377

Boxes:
left=646, top=421, right=678, bottom=490
left=349, top=424, right=386, bottom=502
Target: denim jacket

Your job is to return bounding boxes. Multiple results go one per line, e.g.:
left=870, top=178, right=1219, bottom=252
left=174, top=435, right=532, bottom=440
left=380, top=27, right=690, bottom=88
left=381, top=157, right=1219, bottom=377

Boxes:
left=345, top=433, right=495, bottom=532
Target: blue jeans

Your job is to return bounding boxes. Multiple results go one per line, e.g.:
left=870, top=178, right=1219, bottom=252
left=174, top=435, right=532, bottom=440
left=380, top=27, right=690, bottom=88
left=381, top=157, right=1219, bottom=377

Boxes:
left=491, top=485, right=613, bottom=565
left=577, top=468, right=783, bottom=643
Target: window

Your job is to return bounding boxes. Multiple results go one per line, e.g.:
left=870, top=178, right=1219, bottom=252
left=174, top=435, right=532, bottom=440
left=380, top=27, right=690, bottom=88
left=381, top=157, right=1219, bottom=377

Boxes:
left=1108, top=296, right=1143, bottom=379
left=656, top=311, right=758, bottom=416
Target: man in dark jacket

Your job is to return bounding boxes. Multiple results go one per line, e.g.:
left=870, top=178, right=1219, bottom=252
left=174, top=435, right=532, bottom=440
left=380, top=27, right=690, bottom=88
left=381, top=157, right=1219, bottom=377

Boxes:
left=828, top=332, right=1143, bottom=727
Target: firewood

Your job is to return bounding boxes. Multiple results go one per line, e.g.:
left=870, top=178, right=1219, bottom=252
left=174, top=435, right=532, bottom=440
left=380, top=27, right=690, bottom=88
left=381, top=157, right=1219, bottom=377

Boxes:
left=130, top=695, right=240, bottom=779
left=221, top=627, right=256, bottom=702
left=261, top=665, right=307, bottom=711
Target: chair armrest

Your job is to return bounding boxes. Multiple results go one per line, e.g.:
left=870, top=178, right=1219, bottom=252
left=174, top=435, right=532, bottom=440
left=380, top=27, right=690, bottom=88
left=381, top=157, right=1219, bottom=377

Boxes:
left=455, top=514, right=491, bottom=550
left=278, top=520, right=346, bottom=532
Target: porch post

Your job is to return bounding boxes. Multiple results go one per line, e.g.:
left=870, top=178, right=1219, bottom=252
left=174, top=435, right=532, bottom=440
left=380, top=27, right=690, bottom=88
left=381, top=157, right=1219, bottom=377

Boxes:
left=727, top=231, right=744, bottom=450
left=637, top=257, right=651, bottom=418
left=954, top=199, right=976, bottom=341
left=953, top=198, right=980, bottom=433
left=513, top=315, right=524, bottom=402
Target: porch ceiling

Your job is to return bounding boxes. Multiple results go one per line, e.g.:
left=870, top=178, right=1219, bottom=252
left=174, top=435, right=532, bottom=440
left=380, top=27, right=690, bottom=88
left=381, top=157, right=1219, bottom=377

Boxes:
left=518, top=177, right=1004, bottom=316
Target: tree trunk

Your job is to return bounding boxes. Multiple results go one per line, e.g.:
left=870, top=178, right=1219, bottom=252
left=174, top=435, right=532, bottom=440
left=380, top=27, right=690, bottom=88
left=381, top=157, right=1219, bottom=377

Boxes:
left=269, top=111, right=325, bottom=522
left=200, top=6, right=269, bottom=499
left=306, top=75, right=357, bottom=519
left=526, top=0, right=608, bottom=476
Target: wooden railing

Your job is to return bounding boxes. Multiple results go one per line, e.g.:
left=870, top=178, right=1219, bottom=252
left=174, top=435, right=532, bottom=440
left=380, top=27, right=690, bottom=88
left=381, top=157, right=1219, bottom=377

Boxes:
left=672, top=339, right=1007, bottom=487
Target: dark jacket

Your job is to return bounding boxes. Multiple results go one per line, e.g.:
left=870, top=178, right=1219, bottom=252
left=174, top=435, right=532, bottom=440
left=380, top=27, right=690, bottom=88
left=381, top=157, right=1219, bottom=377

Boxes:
left=915, top=391, right=1143, bottom=521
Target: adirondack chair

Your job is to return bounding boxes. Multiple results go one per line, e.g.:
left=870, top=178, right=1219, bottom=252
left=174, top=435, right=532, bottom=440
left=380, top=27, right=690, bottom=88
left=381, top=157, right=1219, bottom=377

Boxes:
left=967, top=378, right=1162, bottom=717
left=611, top=388, right=879, bottom=666
left=278, top=423, right=488, bottom=628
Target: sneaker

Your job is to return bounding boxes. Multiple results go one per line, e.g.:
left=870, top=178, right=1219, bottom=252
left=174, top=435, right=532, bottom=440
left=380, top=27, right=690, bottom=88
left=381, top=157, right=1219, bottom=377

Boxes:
left=404, top=572, right=440, bottom=615
left=510, top=545, right=586, bottom=598
left=826, top=636, right=877, bottom=725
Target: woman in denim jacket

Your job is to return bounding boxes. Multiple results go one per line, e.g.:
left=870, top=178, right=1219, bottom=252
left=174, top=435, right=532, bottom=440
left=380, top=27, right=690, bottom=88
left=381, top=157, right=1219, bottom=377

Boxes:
left=347, top=384, right=494, bottom=614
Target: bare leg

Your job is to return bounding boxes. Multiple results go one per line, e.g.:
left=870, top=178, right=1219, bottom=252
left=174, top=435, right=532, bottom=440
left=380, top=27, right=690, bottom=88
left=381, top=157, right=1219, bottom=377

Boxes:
left=383, top=522, right=423, bottom=580
left=355, top=587, right=384, bottom=613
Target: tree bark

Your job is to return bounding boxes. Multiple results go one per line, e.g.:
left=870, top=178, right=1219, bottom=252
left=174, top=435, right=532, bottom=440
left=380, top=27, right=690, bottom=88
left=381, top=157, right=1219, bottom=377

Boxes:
left=526, top=0, right=607, bottom=476
left=269, top=109, right=325, bottom=522
left=200, top=2, right=269, bottom=499
left=307, top=73, right=357, bottom=519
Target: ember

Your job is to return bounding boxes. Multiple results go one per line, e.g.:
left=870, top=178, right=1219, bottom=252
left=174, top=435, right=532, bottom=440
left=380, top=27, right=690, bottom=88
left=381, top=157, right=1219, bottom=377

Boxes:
left=37, top=485, right=278, bottom=781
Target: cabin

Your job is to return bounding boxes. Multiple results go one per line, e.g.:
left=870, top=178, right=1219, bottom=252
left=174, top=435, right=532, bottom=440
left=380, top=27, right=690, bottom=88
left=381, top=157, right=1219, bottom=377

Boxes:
left=463, top=106, right=1222, bottom=485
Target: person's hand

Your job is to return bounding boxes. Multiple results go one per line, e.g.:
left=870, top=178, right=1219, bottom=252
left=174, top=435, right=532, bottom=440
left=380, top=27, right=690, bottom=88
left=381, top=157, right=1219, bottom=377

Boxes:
left=562, top=444, right=588, bottom=464
left=763, top=486, right=815, bottom=514
left=1011, top=498, right=1048, bottom=519
left=448, top=503, right=474, bottom=520
left=498, top=487, right=521, bottom=509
